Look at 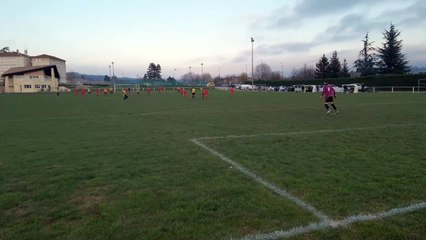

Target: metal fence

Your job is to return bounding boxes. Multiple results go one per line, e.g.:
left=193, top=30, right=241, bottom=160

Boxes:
left=372, top=86, right=426, bottom=93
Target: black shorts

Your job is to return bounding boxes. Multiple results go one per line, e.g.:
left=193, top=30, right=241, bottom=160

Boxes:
left=192, top=92, right=195, bottom=96
left=325, top=97, right=334, bottom=103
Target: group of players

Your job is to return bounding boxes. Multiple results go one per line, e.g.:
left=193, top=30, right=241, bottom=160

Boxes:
left=72, top=82, right=337, bottom=114
left=177, top=87, right=209, bottom=100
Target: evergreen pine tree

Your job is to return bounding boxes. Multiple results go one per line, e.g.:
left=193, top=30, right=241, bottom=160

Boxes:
left=327, top=51, right=341, bottom=78
left=354, top=33, right=377, bottom=76
left=340, top=59, right=350, bottom=78
left=147, top=63, right=156, bottom=79
left=315, top=54, right=329, bottom=79
left=377, top=24, right=410, bottom=74
left=155, top=64, right=162, bottom=79
left=146, top=63, right=163, bottom=80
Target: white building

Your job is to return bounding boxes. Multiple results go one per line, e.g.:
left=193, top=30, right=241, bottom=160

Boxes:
left=2, top=65, right=60, bottom=93
left=31, top=54, right=66, bottom=83
left=0, top=51, right=66, bottom=93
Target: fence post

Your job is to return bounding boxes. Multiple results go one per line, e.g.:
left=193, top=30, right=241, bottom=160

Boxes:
left=392, top=87, right=394, bottom=93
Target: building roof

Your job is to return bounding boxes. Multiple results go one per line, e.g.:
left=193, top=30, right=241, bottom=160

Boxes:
left=0, top=51, right=29, bottom=57
left=2, top=65, right=60, bottom=79
left=31, top=54, right=66, bottom=62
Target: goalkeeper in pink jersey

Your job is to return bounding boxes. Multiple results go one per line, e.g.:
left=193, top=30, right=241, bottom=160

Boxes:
left=322, top=81, right=339, bottom=114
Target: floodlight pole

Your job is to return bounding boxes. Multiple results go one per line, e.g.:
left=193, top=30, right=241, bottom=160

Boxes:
left=111, top=61, right=115, bottom=85
left=109, top=65, right=112, bottom=86
left=111, top=62, right=115, bottom=77
left=201, top=63, right=204, bottom=85
left=189, top=66, right=192, bottom=85
left=251, top=37, right=254, bottom=91
left=281, top=63, right=284, bottom=79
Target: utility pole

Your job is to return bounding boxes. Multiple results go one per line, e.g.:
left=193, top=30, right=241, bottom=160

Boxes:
left=251, top=37, right=254, bottom=91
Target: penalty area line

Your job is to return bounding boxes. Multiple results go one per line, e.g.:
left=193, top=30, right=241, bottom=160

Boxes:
left=236, top=202, right=426, bottom=240
left=190, top=138, right=330, bottom=222
left=197, top=123, right=426, bottom=140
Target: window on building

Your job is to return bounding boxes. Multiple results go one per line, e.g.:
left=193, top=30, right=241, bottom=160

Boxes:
left=29, top=76, right=40, bottom=79
left=24, top=84, right=32, bottom=89
left=35, top=85, right=41, bottom=88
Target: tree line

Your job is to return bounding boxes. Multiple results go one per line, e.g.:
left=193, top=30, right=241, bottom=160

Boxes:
left=2, top=24, right=411, bottom=84
left=314, top=24, right=410, bottom=79
left=250, top=23, right=411, bottom=81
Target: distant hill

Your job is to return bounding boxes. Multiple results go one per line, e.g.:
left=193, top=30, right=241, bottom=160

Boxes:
left=66, top=72, right=179, bottom=86
left=66, top=72, right=140, bottom=84
left=411, top=66, right=426, bottom=74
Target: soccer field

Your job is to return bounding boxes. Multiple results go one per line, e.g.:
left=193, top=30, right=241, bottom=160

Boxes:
left=0, top=90, right=425, bottom=240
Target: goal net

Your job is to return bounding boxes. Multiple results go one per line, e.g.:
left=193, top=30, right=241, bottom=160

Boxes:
left=418, top=79, right=426, bottom=93
left=113, top=84, right=141, bottom=93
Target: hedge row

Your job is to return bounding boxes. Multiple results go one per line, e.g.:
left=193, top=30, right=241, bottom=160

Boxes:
left=254, top=74, right=426, bottom=87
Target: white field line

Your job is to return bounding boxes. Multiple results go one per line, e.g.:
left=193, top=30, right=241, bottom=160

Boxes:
left=190, top=138, right=331, bottom=222
left=236, top=202, right=426, bottom=240
left=192, top=124, right=426, bottom=239
left=197, top=123, right=425, bottom=140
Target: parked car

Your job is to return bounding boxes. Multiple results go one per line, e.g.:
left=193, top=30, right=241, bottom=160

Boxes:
left=342, top=83, right=363, bottom=93
left=293, top=85, right=303, bottom=92
left=240, top=84, right=254, bottom=90
left=279, top=86, right=287, bottom=91
left=267, top=86, right=275, bottom=91
left=319, top=84, right=344, bottom=93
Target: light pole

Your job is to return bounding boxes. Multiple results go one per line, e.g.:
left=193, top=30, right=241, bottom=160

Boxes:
left=111, top=62, right=115, bottom=85
left=173, top=68, right=176, bottom=79
left=108, top=65, right=112, bottom=86
left=218, top=67, right=221, bottom=78
left=251, top=37, right=254, bottom=91
left=111, top=62, right=115, bottom=77
left=281, top=63, right=284, bottom=79
left=189, top=66, right=192, bottom=85
left=201, top=63, right=204, bottom=84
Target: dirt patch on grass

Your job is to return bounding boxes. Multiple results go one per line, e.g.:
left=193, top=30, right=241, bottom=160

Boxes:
left=239, top=226, right=256, bottom=235
left=72, top=195, right=104, bottom=209
left=4, top=206, right=31, bottom=217
left=70, top=186, right=109, bottom=210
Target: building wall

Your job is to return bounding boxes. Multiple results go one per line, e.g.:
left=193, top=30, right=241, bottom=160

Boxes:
left=4, top=70, right=59, bottom=93
left=0, top=78, right=4, bottom=93
left=0, top=55, right=31, bottom=75
left=31, top=57, right=67, bottom=83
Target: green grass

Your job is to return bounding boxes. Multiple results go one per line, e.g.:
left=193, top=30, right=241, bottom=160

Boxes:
left=0, top=90, right=425, bottom=240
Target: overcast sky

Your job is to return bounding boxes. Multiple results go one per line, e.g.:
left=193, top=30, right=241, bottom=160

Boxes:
left=2, top=0, right=425, bottom=78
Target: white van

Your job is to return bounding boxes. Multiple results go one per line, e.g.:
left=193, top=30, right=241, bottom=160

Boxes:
left=342, top=83, right=363, bottom=93
left=319, top=84, right=344, bottom=93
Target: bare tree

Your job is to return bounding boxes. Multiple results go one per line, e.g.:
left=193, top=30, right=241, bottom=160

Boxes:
left=354, top=33, right=377, bottom=76
left=255, top=63, right=272, bottom=80
left=292, top=64, right=315, bottom=80
left=270, top=71, right=282, bottom=81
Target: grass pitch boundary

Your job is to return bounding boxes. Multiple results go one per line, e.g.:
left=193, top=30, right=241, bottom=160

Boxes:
left=196, top=123, right=425, bottom=140
left=236, top=202, right=426, bottom=240
left=191, top=123, right=426, bottom=239
left=190, top=138, right=331, bottom=221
